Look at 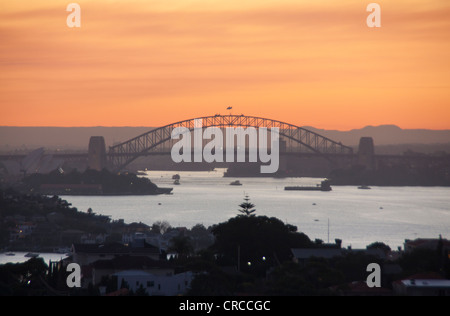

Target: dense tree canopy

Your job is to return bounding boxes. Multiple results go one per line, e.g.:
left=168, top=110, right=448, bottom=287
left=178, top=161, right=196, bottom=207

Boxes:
left=211, top=215, right=313, bottom=270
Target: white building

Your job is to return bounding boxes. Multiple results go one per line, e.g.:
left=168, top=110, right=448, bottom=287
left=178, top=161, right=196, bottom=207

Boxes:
left=393, top=279, right=450, bottom=296
left=113, top=270, right=194, bottom=296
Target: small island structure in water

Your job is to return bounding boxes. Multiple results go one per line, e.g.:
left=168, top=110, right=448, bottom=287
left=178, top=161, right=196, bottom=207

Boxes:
left=284, top=179, right=332, bottom=192
left=21, top=169, right=173, bottom=196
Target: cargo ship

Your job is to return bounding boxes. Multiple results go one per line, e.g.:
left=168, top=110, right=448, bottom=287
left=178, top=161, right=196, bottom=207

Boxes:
left=284, top=180, right=332, bottom=192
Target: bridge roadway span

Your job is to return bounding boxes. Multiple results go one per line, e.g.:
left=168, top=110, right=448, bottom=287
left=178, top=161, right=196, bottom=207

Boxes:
left=1, top=115, right=448, bottom=171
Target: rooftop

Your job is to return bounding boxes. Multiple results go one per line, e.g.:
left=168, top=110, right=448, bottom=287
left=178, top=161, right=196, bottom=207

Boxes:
left=405, top=237, right=450, bottom=248
left=400, top=279, right=450, bottom=288
left=92, top=255, right=172, bottom=270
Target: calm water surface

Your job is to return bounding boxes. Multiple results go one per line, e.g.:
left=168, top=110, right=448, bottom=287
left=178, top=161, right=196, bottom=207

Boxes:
left=0, top=252, right=68, bottom=265
left=50, top=169, right=450, bottom=250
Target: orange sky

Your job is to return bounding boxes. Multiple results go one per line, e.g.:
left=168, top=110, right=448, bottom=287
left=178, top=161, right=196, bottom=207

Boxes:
left=1, top=0, right=449, bottom=130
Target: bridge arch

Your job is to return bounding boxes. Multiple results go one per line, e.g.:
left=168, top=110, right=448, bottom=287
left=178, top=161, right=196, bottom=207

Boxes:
left=108, top=114, right=353, bottom=171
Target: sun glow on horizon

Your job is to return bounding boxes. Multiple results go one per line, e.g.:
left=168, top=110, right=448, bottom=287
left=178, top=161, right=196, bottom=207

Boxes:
left=1, top=0, right=449, bottom=130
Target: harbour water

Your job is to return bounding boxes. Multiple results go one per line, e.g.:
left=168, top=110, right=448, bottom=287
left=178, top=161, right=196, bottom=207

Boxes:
left=2, top=169, right=449, bottom=264
left=0, top=252, right=69, bottom=265
left=58, top=169, right=449, bottom=250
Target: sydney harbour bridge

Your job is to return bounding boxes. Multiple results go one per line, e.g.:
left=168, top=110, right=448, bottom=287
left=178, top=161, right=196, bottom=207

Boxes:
left=106, top=114, right=355, bottom=172
left=1, top=114, right=447, bottom=178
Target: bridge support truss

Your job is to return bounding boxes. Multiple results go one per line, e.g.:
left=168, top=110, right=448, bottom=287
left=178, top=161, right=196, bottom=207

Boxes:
left=108, top=115, right=353, bottom=171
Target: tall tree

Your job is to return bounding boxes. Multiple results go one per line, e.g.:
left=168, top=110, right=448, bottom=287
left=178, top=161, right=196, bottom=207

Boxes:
left=238, top=195, right=256, bottom=216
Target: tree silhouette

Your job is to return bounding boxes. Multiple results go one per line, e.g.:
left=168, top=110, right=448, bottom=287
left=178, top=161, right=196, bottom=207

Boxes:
left=169, top=235, right=194, bottom=259
left=238, top=195, right=256, bottom=216
left=212, top=214, right=313, bottom=269
left=151, top=221, right=171, bottom=235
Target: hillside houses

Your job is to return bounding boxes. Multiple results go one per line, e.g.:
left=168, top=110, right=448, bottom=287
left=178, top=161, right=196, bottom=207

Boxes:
left=62, top=241, right=195, bottom=295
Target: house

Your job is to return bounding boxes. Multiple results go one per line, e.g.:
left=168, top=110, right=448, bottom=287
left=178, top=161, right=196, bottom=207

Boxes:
left=112, top=270, right=194, bottom=296
left=392, top=272, right=449, bottom=296
left=17, top=221, right=37, bottom=236
left=80, top=233, right=108, bottom=244
left=404, top=237, right=450, bottom=253
left=122, top=232, right=151, bottom=246
left=393, top=278, right=450, bottom=296
left=90, top=255, right=175, bottom=286
left=8, top=221, right=37, bottom=241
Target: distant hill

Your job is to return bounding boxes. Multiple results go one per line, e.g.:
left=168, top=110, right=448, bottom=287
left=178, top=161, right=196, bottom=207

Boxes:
left=305, top=125, right=450, bottom=147
left=1, top=125, right=450, bottom=154
left=0, top=126, right=154, bottom=151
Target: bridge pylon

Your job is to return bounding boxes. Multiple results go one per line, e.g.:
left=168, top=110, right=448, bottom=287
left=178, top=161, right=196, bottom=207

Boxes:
left=358, top=137, right=375, bottom=170
left=88, top=136, right=107, bottom=171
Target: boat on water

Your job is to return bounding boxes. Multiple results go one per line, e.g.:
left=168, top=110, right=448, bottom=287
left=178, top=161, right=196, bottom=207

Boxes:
left=358, top=185, right=371, bottom=190
left=285, top=180, right=332, bottom=192
left=230, top=180, right=242, bottom=186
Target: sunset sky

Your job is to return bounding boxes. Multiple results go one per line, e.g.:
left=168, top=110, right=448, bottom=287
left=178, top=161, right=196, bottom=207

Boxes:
left=1, top=0, right=449, bottom=130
